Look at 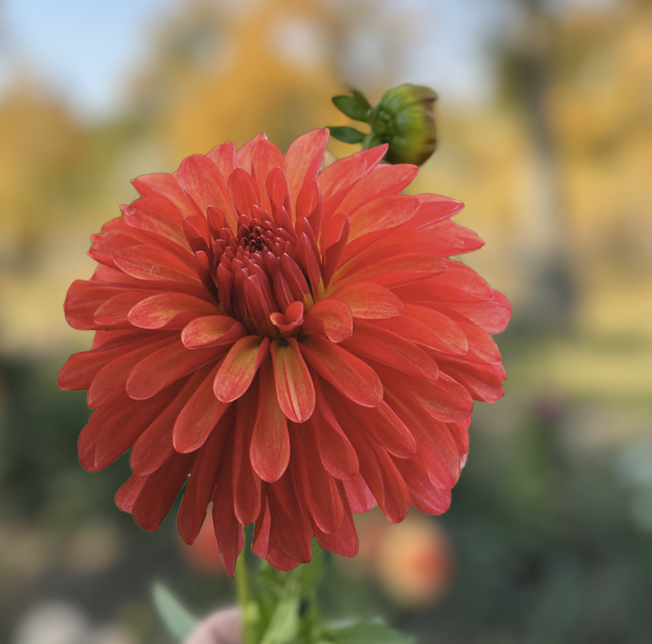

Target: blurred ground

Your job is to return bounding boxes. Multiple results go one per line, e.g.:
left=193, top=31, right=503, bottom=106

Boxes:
left=1, top=0, right=651, bottom=643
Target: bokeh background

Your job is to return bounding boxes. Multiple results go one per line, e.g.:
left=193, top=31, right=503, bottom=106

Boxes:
left=1, top=0, right=651, bottom=642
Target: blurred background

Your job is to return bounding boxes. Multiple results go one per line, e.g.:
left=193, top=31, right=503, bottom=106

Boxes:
left=1, top=0, right=651, bottom=642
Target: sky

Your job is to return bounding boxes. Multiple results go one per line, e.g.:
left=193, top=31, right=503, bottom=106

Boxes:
left=0, top=0, right=617, bottom=122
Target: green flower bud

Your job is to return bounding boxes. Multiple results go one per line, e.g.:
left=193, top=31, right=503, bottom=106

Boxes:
left=369, top=84, right=438, bottom=165
left=329, top=84, right=438, bottom=166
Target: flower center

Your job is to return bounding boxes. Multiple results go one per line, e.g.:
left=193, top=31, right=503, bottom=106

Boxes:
left=186, top=206, right=320, bottom=337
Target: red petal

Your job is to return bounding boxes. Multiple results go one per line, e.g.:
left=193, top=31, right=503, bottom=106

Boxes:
left=313, top=483, right=358, bottom=557
left=267, top=470, right=313, bottom=563
left=94, top=290, right=156, bottom=328
left=311, top=384, right=359, bottom=480
left=131, top=173, right=203, bottom=218
left=232, top=391, right=262, bottom=524
left=130, top=369, right=207, bottom=475
left=382, top=384, right=463, bottom=488
left=293, top=429, right=344, bottom=534
left=285, top=129, right=329, bottom=207
left=334, top=252, right=446, bottom=289
left=88, top=335, right=176, bottom=408
left=175, top=154, right=238, bottom=230
left=122, top=196, right=189, bottom=250
left=401, top=303, right=469, bottom=354
left=127, top=339, right=222, bottom=400
left=115, top=475, right=147, bottom=513
left=235, top=132, right=267, bottom=173
left=181, top=315, right=247, bottom=349
left=132, top=453, right=195, bottom=532
left=330, top=281, right=404, bottom=319
left=270, top=338, right=315, bottom=423
left=319, top=145, right=388, bottom=219
left=394, top=457, right=451, bottom=515
left=348, top=194, right=419, bottom=241
left=114, top=246, right=203, bottom=288
left=173, top=364, right=230, bottom=453
left=250, top=360, right=290, bottom=483
left=177, top=411, right=234, bottom=544
left=128, top=292, right=217, bottom=329
left=337, top=163, right=418, bottom=214
left=303, top=299, right=353, bottom=343
left=299, top=334, right=382, bottom=407
left=446, top=290, right=511, bottom=334
left=407, top=193, right=465, bottom=227
left=251, top=139, right=286, bottom=212
left=213, top=336, right=270, bottom=403
left=207, top=141, right=237, bottom=177
left=212, top=459, right=244, bottom=577
left=342, top=321, right=439, bottom=382
left=227, top=168, right=260, bottom=217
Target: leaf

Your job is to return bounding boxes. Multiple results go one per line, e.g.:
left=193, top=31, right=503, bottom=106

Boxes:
left=328, top=127, right=366, bottom=144
left=259, top=580, right=301, bottom=644
left=332, top=91, right=372, bottom=121
left=152, top=582, right=198, bottom=643
left=326, top=620, right=415, bottom=644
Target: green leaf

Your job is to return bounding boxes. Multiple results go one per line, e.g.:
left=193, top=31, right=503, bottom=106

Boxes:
left=151, top=582, right=198, bottom=643
left=327, top=620, right=415, bottom=644
left=259, top=580, right=301, bottom=644
left=328, top=127, right=366, bottom=144
left=332, top=91, right=371, bottom=121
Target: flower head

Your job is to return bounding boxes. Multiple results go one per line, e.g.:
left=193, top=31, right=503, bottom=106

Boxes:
left=59, top=129, right=509, bottom=575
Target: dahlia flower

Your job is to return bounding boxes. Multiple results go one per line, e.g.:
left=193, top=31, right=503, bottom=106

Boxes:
left=59, top=129, right=509, bottom=575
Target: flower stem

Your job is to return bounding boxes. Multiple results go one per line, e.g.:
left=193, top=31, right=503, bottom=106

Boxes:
left=235, top=548, right=258, bottom=644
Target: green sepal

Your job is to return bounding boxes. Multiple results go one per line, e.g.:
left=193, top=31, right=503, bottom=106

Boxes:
left=332, top=91, right=371, bottom=121
left=151, top=582, right=198, bottom=643
left=328, top=126, right=366, bottom=144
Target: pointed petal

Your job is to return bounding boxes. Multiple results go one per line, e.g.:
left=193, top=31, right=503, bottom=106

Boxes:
left=176, top=154, right=238, bottom=230
left=285, top=129, right=329, bottom=207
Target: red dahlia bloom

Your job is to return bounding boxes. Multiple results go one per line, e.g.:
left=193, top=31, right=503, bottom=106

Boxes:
left=59, top=129, right=509, bottom=575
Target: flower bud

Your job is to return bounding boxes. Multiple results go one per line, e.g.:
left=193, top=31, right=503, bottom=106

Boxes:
left=369, top=83, right=438, bottom=165
left=329, top=84, right=438, bottom=166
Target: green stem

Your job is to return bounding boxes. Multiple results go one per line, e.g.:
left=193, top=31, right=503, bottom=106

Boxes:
left=235, top=548, right=258, bottom=644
